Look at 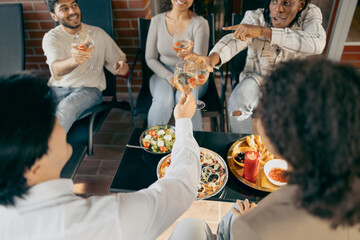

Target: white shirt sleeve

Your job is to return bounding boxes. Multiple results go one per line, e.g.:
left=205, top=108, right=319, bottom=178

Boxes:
left=114, top=118, right=201, bottom=240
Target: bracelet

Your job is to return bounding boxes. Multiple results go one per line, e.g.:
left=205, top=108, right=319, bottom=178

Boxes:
left=260, top=27, right=263, bottom=36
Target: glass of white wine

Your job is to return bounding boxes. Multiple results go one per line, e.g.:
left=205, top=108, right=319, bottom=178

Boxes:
left=174, top=61, right=197, bottom=95
left=172, top=30, right=191, bottom=58
left=195, top=61, right=210, bottom=109
left=74, top=29, right=99, bottom=73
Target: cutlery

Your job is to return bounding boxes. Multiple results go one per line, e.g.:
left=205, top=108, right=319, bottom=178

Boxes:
left=126, top=144, right=143, bottom=149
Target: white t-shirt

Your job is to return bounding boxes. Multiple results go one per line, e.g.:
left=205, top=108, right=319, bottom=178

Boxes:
left=42, top=23, right=126, bottom=91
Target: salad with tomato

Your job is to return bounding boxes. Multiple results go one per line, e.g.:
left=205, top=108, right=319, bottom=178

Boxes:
left=141, top=125, right=175, bottom=153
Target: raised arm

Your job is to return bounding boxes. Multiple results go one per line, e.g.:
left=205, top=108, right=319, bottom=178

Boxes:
left=115, top=94, right=200, bottom=240
left=42, top=32, right=91, bottom=78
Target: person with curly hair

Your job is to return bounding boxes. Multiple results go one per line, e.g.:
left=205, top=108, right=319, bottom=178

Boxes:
left=186, top=0, right=326, bottom=133
left=171, top=57, right=360, bottom=239
left=247, top=57, right=360, bottom=237
left=146, top=0, right=209, bottom=130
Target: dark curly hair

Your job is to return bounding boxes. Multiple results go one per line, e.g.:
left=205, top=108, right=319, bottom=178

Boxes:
left=0, top=74, right=56, bottom=205
left=264, top=0, right=311, bottom=27
left=260, top=57, right=360, bottom=228
left=44, top=0, right=59, bottom=13
left=161, top=0, right=206, bottom=16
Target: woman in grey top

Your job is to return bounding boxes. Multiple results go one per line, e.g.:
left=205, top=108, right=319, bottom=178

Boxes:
left=145, top=0, right=210, bottom=130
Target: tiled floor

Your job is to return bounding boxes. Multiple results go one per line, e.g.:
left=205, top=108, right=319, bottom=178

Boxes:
left=71, top=93, right=235, bottom=239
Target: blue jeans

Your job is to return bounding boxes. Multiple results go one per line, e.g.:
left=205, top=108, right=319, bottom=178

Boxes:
left=228, top=77, right=260, bottom=134
left=52, top=87, right=102, bottom=133
left=216, top=202, right=240, bottom=240
left=148, top=68, right=209, bottom=131
left=168, top=202, right=241, bottom=240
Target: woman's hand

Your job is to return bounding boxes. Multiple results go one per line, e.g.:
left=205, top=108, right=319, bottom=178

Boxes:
left=222, top=24, right=263, bottom=41
left=232, top=199, right=257, bottom=217
left=177, top=40, right=194, bottom=59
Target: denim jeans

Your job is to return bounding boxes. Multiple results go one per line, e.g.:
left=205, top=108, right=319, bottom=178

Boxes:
left=216, top=202, right=240, bottom=240
left=228, top=77, right=260, bottom=134
left=148, top=66, right=209, bottom=131
left=52, top=87, right=102, bottom=133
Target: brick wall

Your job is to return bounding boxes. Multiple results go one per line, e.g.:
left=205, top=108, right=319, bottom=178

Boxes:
left=341, top=46, right=360, bottom=68
left=0, top=0, right=152, bottom=94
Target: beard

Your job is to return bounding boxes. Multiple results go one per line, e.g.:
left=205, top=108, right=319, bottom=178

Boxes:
left=57, top=14, right=81, bottom=29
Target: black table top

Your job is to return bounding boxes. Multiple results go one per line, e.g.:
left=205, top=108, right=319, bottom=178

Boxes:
left=110, top=128, right=270, bottom=203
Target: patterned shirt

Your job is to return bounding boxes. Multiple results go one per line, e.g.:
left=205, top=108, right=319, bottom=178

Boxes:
left=210, top=4, right=326, bottom=85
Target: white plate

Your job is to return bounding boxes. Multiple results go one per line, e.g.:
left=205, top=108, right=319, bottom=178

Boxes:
left=264, top=159, right=288, bottom=186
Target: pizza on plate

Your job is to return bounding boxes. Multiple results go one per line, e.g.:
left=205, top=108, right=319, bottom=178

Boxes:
left=158, top=148, right=227, bottom=199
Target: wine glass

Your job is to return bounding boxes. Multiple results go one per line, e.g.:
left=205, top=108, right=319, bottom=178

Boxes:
left=172, top=30, right=191, bottom=58
left=174, top=61, right=197, bottom=95
left=194, top=61, right=210, bottom=109
left=74, top=30, right=99, bottom=73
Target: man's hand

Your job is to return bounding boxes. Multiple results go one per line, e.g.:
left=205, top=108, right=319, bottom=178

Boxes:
left=70, top=43, right=92, bottom=65
left=232, top=199, right=257, bottom=217
left=114, top=60, right=129, bottom=76
left=184, top=53, right=214, bottom=72
left=222, top=24, right=263, bottom=41
left=177, top=40, right=194, bottom=59
left=174, top=94, right=196, bottom=120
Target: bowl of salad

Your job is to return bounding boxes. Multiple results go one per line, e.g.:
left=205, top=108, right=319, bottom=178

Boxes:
left=139, top=125, right=175, bottom=154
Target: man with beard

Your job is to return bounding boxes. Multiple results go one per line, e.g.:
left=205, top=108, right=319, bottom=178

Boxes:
left=42, top=0, right=129, bottom=133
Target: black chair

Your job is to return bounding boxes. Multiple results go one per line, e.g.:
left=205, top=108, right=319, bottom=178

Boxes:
left=61, top=0, right=130, bottom=178
left=127, top=14, right=225, bottom=131
left=226, top=13, right=247, bottom=90
left=127, top=18, right=153, bottom=128
left=226, top=0, right=268, bottom=88
left=0, top=4, right=25, bottom=75
left=240, top=0, right=268, bottom=16
left=201, top=14, right=226, bottom=132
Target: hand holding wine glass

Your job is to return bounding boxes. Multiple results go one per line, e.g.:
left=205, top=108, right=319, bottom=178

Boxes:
left=172, top=30, right=192, bottom=59
left=174, top=93, right=196, bottom=120
left=174, top=61, right=197, bottom=95
left=74, top=30, right=99, bottom=72
left=185, top=53, right=214, bottom=72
